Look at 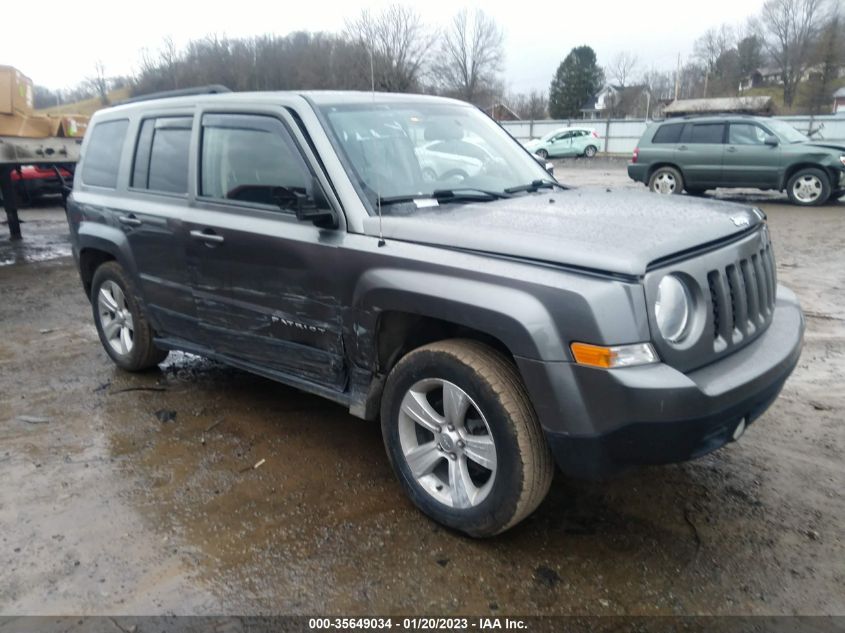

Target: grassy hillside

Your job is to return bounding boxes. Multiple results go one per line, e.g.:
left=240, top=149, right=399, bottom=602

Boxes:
left=36, top=86, right=132, bottom=117
left=741, top=77, right=845, bottom=114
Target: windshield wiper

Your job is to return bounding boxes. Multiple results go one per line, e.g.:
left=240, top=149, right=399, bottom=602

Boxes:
left=504, top=179, right=561, bottom=194
left=377, top=187, right=510, bottom=206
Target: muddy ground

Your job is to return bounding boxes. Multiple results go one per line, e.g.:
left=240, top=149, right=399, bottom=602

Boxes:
left=0, top=167, right=843, bottom=616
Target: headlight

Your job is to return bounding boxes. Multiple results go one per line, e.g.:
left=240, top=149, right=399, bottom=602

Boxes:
left=655, top=274, right=692, bottom=343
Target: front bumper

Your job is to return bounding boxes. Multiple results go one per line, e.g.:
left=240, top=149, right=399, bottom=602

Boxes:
left=627, top=163, right=648, bottom=183
left=517, top=285, right=804, bottom=479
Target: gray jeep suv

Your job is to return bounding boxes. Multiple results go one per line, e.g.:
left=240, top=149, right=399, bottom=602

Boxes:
left=67, top=90, right=805, bottom=536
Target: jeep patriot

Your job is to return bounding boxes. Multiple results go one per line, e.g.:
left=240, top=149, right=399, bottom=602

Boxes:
left=67, top=90, right=805, bottom=536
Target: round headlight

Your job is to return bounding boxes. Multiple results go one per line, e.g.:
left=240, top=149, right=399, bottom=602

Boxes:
left=655, top=275, right=692, bottom=343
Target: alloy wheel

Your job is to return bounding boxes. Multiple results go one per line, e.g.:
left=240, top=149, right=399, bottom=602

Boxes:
left=397, top=378, right=497, bottom=509
left=792, top=175, right=823, bottom=203
left=653, top=171, right=677, bottom=194
left=97, top=280, right=134, bottom=356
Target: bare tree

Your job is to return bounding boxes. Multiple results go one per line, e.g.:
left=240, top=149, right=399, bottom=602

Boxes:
left=805, top=9, right=843, bottom=112
left=86, top=61, right=110, bottom=105
left=433, top=8, right=505, bottom=106
left=760, top=0, right=827, bottom=107
left=694, top=25, right=735, bottom=96
left=608, top=52, right=639, bottom=87
left=345, top=5, right=435, bottom=92
left=509, top=89, right=547, bottom=119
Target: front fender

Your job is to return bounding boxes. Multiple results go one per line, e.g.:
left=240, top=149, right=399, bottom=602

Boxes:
left=351, top=267, right=565, bottom=362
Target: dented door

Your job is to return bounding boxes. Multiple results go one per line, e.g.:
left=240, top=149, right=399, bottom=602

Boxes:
left=184, top=112, right=347, bottom=389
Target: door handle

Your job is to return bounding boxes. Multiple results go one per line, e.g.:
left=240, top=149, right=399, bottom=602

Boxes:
left=677, top=145, right=688, bottom=151
left=118, top=214, right=142, bottom=227
left=726, top=146, right=738, bottom=153
left=190, top=229, right=224, bottom=246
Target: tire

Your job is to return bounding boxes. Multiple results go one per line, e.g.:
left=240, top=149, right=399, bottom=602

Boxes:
left=786, top=167, right=830, bottom=206
left=535, top=149, right=549, bottom=160
left=831, top=188, right=845, bottom=200
left=648, top=166, right=684, bottom=195
left=380, top=339, right=554, bottom=537
left=584, top=145, right=597, bottom=158
left=91, top=261, right=168, bottom=371
left=422, top=167, right=437, bottom=183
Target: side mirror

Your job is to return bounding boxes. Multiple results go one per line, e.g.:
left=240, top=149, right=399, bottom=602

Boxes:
left=534, top=155, right=554, bottom=176
left=294, top=178, right=337, bottom=228
left=764, top=135, right=779, bottom=146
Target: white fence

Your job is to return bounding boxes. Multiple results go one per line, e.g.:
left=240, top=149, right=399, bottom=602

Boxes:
left=500, top=115, right=845, bottom=155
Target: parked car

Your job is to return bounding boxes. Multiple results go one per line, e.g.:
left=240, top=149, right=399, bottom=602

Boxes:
left=67, top=90, right=804, bottom=537
left=524, top=127, right=601, bottom=159
left=0, top=165, right=72, bottom=204
left=628, top=114, right=845, bottom=206
left=415, top=141, right=485, bottom=182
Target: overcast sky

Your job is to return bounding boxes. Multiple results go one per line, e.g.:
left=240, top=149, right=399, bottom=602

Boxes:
left=2, top=0, right=762, bottom=94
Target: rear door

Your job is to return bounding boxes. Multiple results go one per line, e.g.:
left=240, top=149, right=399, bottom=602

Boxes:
left=678, top=122, right=726, bottom=187
left=723, top=122, right=781, bottom=188
left=184, top=109, right=347, bottom=390
left=118, top=114, right=197, bottom=340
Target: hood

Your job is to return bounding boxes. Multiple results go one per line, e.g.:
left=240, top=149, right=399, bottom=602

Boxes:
left=801, top=142, right=845, bottom=152
left=363, top=187, right=764, bottom=276
left=523, top=139, right=541, bottom=150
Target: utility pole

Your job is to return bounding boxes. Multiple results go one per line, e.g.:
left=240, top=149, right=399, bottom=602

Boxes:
left=674, top=53, right=681, bottom=100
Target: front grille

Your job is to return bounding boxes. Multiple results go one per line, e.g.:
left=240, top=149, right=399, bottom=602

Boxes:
left=707, top=241, right=776, bottom=349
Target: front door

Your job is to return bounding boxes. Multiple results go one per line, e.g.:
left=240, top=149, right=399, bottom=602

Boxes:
left=184, top=111, right=347, bottom=390
left=723, top=122, right=781, bottom=188
left=549, top=132, right=573, bottom=157
left=678, top=122, right=725, bottom=188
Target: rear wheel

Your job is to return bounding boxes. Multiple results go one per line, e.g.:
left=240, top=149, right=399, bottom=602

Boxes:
left=91, top=261, right=168, bottom=371
left=380, top=339, right=554, bottom=537
left=787, top=168, right=830, bottom=206
left=649, top=166, right=684, bottom=195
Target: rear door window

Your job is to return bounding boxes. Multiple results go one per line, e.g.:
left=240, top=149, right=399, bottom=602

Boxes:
left=651, top=123, right=683, bottom=144
left=686, top=123, right=725, bottom=144
left=131, top=117, right=193, bottom=194
left=81, top=119, right=129, bottom=188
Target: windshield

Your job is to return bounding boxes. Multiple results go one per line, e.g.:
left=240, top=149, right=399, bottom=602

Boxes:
left=766, top=119, right=809, bottom=143
left=318, top=101, right=552, bottom=212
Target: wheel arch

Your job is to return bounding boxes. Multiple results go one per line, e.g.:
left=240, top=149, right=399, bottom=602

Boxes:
left=647, top=162, right=686, bottom=181
left=781, top=162, right=833, bottom=190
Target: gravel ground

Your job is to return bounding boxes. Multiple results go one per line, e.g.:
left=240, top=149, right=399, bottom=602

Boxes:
left=0, top=172, right=843, bottom=616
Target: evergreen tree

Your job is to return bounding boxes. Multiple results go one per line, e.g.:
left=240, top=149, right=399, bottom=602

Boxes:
left=549, top=46, right=604, bottom=119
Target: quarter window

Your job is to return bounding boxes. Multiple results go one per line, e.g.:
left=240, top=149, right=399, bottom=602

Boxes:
left=131, top=117, right=192, bottom=194
left=81, top=119, right=129, bottom=188
left=687, top=123, right=725, bottom=144
left=200, top=114, right=311, bottom=209
left=729, top=123, right=769, bottom=145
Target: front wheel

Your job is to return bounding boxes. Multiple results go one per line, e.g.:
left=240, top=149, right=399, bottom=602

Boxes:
left=535, top=149, right=549, bottom=160
left=648, top=166, right=684, bottom=195
left=584, top=145, right=597, bottom=158
left=787, top=168, right=831, bottom=206
left=380, top=339, right=554, bottom=537
left=91, top=261, right=168, bottom=371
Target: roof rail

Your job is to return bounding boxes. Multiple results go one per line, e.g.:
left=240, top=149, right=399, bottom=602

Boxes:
left=119, top=85, right=231, bottom=105
left=675, top=112, right=766, bottom=119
